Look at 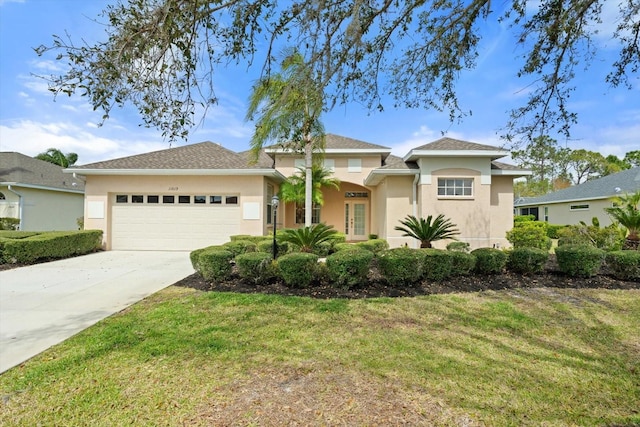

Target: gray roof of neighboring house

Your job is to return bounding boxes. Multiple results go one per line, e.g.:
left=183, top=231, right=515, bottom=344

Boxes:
left=515, top=167, right=640, bottom=207
left=324, top=133, right=390, bottom=150
left=72, top=141, right=265, bottom=170
left=0, top=152, right=85, bottom=192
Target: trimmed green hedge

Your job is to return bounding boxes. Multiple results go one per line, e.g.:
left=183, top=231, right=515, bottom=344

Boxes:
left=326, top=249, right=374, bottom=289
left=235, top=252, right=276, bottom=285
left=377, top=247, right=423, bottom=286
left=605, top=251, right=640, bottom=281
left=356, top=239, right=389, bottom=255
left=450, top=251, right=476, bottom=276
left=421, top=249, right=454, bottom=281
left=0, top=230, right=102, bottom=264
left=277, top=252, right=319, bottom=288
left=198, top=249, right=234, bottom=282
left=471, top=248, right=507, bottom=274
left=507, top=247, right=549, bottom=274
left=222, top=240, right=257, bottom=257
left=506, top=221, right=552, bottom=250
left=555, top=245, right=605, bottom=278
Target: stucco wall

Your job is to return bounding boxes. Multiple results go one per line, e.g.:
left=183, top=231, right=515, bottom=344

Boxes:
left=83, top=174, right=270, bottom=249
left=542, top=199, right=614, bottom=226
left=383, top=176, right=416, bottom=248
left=0, top=186, right=83, bottom=231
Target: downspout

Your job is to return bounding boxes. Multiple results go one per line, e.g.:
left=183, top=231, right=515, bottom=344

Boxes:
left=6, top=185, right=24, bottom=230
left=412, top=172, right=420, bottom=249
left=412, top=172, right=420, bottom=217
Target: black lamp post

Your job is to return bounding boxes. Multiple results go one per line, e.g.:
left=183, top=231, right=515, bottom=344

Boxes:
left=271, top=195, right=279, bottom=260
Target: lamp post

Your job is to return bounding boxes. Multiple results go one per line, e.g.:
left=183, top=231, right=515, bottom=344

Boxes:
left=271, top=195, right=279, bottom=260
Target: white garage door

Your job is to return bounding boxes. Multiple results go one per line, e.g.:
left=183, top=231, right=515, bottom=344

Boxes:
left=111, top=195, right=241, bottom=250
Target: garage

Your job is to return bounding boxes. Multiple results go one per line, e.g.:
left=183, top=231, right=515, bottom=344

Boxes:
left=110, top=193, right=241, bottom=250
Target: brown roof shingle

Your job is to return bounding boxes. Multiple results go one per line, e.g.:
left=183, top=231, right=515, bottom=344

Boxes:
left=413, top=137, right=504, bottom=151
left=72, top=141, right=263, bottom=170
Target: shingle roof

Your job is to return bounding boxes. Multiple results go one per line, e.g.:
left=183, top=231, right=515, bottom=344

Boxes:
left=515, top=167, right=640, bottom=206
left=324, top=134, right=390, bottom=150
left=380, top=154, right=419, bottom=170
left=0, top=152, right=84, bottom=192
left=413, top=137, right=504, bottom=151
left=72, top=141, right=263, bottom=170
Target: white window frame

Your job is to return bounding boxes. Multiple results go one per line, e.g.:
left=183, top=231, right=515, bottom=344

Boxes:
left=437, top=178, right=474, bottom=198
left=348, top=158, right=362, bottom=173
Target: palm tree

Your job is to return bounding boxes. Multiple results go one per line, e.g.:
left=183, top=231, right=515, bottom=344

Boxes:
left=605, top=190, right=640, bottom=250
left=245, top=49, right=325, bottom=227
left=280, top=166, right=340, bottom=223
left=278, top=223, right=338, bottom=253
left=394, top=214, right=460, bottom=248
left=35, top=148, right=78, bottom=167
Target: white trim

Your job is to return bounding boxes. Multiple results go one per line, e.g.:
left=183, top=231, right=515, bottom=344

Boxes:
left=363, top=169, right=417, bottom=186
left=266, top=147, right=390, bottom=156
left=0, top=182, right=84, bottom=194
left=67, top=168, right=287, bottom=180
left=491, top=169, right=532, bottom=176
left=403, top=149, right=508, bottom=162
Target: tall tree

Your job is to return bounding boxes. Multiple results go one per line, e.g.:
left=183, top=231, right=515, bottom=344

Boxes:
left=566, top=149, right=606, bottom=184
left=35, top=148, right=78, bottom=168
left=35, top=1, right=639, bottom=145
left=512, top=135, right=568, bottom=184
left=246, top=50, right=325, bottom=227
left=624, top=151, right=640, bottom=167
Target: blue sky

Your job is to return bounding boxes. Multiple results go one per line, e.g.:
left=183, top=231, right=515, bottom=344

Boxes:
left=0, top=0, right=638, bottom=165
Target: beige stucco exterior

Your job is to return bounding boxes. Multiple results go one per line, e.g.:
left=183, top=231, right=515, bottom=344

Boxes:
left=73, top=137, right=528, bottom=251
left=0, top=185, right=84, bottom=231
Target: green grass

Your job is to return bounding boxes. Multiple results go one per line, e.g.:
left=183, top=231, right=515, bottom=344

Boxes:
left=1, top=287, right=639, bottom=426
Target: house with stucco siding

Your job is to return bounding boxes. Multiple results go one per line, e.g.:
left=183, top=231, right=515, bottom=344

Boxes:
left=69, top=134, right=529, bottom=251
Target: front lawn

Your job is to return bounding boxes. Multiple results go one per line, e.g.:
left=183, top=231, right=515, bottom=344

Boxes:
left=1, top=287, right=639, bottom=426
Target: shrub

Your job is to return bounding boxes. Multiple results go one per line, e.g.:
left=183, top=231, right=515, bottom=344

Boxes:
left=605, top=251, right=640, bottom=281
left=368, top=234, right=378, bottom=240
left=507, top=247, right=548, bottom=274
left=0, top=230, right=102, bottom=264
left=377, top=247, right=423, bottom=286
left=222, top=239, right=257, bottom=257
left=230, top=235, right=270, bottom=243
left=471, top=248, right=507, bottom=274
left=506, top=221, right=552, bottom=250
left=277, top=252, right=319, bottom=288
left=235, top=252, right=276, bottom=285
left=446, top=241, right=470, bottom=253
left=256, top=239, right=289, bottom=255
left=326, top=249, right=374, bottom=289
left=555, top=245, right=605, bottom=278
left=557, top=223, right=623, bottom=251
left=514, top=215, right=536, bottom=223
left=190, top=245, right=224, bottom=270
left=198, top=249, right=234, bottom=282
left=0, top=217, right=20, bottom=230
left=546, top=224, right=566, bottom=239
left=421, top=249, right=454, bottom=281
left=333, top=242, right=364, bottom=252
left=356, top=238, right=389, bottom=255
left=449, top=251, right=476, bottom=276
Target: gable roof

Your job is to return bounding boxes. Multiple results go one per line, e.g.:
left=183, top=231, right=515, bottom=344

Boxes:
left=69, top=142, right=284, bottom=179
left=515, top=167, right=640, bottom=207
left=263, top=133, right=391, bottom=158
left=0, top=152, right=84, bottom=193
left=403, top=137, right=508, bottom=162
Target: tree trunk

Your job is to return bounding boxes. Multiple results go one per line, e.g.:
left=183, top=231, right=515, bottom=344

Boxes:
left=304, top=135, right=313, bottom=227
left=421, top=241, right=431, bottom=248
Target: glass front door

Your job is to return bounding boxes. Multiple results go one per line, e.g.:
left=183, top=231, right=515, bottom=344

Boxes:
left=344, top=201, right=368, bottom=241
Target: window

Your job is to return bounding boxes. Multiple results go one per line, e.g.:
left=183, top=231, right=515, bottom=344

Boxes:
left=544, top=206, right=549, bottom=222
left=570, top=204, right=589, bottom=211
left=131, top=195, right=144, bottom=203
left=147, top=195, right=159, bottom=204
left=116, top=195, right=128, bottom=203
left=0, top=192, right=5, bottom=200
left=163, top=195, right=175, bottom=204
left=347, top=158, right=362, bottom=173
left=520, top=207, right=539, bottom=220
left=179, top=195, right=191, bottom=204
left=437, top=178, right=473, bottom=197
left=225, top=196, right=238, bottom=205
left=295, top=203, right=320, bottom=224
left=324, top=159, right=335, bottom=172
left=194, top=195, right=206, bottom=204
left=345, top=192, right=368, bottom=198
left=210, top=195, right=222, bottom=204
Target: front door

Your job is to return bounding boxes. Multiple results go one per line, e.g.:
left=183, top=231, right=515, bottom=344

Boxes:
left=344, top=201, right=368, bottom=241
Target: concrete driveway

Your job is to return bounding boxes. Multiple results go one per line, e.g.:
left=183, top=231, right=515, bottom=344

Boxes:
left=0, top=251, right=194, bottom=374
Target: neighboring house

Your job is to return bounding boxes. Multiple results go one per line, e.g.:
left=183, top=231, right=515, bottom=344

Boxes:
left=69, top=134, right=529, bottom=251
left=514, top=166, right=640, bottom=226
left=0, top=152, right=85, bottom=231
